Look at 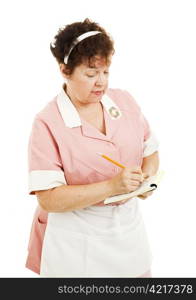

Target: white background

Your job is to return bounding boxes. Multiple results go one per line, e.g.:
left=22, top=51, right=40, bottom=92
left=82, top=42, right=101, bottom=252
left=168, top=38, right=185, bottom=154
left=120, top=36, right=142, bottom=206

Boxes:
left=0, top=0, right=196, bottom=277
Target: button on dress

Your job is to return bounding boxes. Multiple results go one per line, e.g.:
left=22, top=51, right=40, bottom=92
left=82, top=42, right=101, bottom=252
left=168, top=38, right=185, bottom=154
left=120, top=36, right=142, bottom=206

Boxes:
left=26, top=85, right=159, bottom=277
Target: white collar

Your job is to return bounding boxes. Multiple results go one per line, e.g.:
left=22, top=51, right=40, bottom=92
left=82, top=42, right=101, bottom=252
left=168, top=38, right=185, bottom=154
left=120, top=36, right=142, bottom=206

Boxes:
left=56, top=86, right=122, bottom=128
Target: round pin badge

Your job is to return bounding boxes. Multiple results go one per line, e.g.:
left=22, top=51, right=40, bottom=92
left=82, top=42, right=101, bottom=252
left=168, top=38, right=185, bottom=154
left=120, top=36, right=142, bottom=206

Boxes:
left=109, top=106, right=120, bottom=118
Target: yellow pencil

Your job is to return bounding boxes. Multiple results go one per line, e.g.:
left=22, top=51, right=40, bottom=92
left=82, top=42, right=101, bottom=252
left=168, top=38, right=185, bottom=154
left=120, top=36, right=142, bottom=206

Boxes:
left=97, top=152, right=125, bottom=169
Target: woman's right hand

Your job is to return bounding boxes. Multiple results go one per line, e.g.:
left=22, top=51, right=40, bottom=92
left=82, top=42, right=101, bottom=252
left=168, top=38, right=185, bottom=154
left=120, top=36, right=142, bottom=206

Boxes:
left=109, top=166, right=144, bottom=196
left=93, top=166, right=144, bottom=207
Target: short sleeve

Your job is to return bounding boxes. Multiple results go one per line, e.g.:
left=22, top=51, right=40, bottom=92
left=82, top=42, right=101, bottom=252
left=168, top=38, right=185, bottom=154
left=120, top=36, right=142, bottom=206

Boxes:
left=140, top=113, right=159, bottom=157
left=28, top=117, right=66, bottom=195
left=122, top=89, right=159, bottom=157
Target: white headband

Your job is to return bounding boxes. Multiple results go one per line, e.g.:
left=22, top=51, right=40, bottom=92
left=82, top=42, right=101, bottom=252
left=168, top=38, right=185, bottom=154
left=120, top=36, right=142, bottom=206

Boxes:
left=64, top=31, right=101, bottom=64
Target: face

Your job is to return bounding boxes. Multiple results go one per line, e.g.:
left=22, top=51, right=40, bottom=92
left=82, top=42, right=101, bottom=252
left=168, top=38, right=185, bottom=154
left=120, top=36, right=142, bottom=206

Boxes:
left=60, top=55, right=112, bottom=108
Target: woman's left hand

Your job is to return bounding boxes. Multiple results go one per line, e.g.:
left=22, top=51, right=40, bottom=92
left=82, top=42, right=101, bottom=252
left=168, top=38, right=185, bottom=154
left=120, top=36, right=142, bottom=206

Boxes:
left=137, top=190, right=153, bottom=199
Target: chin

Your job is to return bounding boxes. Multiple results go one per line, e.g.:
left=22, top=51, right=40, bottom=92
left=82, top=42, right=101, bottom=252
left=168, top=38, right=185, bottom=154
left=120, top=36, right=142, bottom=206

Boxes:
left=89, top=96, right=102, bottom=102
left=89, top=99, right=101, bottom=103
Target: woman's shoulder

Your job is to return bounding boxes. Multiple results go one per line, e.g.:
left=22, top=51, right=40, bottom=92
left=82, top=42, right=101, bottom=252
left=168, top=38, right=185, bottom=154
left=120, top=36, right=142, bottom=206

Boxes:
left=106, top=88, right=141, bottom=112
left=33, top=95, right=59, bottom=123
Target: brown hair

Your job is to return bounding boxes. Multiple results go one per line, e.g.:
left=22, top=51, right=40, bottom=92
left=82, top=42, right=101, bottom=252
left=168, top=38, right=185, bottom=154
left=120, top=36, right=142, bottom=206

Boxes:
left=50, top=18, right=115, bottom=75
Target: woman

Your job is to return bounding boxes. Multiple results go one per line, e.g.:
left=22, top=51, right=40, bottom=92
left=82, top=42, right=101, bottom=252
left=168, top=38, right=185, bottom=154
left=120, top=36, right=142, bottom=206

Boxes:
left=26, top=18, right=159, bottom=277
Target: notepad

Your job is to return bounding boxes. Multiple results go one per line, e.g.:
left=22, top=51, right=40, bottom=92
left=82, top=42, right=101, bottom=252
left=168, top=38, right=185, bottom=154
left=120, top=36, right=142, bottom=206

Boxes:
left=104, top=170, right=164, bottom=204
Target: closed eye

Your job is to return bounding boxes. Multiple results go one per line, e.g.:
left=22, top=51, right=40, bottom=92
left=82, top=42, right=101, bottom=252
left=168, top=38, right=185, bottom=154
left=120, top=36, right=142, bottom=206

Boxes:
left=86, top=71, right=109, bottom=78
left=86, top=74, right=95, bottom=78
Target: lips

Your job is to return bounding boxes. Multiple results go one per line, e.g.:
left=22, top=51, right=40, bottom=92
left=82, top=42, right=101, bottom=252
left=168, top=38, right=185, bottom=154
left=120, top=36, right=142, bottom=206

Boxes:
left=92, top=91, right=103, bottom=95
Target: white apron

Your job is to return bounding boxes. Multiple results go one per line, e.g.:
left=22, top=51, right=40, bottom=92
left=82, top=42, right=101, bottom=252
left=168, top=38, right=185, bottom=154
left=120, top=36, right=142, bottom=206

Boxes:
left=40, top=197, right=152, bottom=277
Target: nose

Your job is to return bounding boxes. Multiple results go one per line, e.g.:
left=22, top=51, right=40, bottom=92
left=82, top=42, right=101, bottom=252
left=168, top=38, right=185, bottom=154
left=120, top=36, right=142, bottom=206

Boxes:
left=95, top=73, right=106, bottom=86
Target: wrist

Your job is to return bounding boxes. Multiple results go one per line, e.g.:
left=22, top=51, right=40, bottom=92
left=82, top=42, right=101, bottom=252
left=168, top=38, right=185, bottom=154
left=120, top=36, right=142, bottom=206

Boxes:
left=105, top=179, right=116, bottom=197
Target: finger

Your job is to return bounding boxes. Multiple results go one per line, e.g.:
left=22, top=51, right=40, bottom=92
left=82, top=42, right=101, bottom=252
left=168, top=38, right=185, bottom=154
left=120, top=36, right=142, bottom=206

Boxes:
left=129, top=180, right=141, bottom=186
left=139, top=190, right=153, bottom=198
left=139, top=193, right=148, bottom=198
left=130, top=173, right=144, bottom=182
left=138, top=195, right=147, bottom=199
left=129, top=166, right=143, bottom=174
left=144, top=191, right=153, bottom=196
left=146, top=191, right=153, bottom=196
left=143, top=173, right=150, bottom=180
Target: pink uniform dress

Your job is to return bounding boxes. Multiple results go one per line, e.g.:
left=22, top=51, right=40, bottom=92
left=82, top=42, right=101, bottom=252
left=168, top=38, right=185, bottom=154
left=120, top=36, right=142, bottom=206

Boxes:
left=26, top=85, right=159, bottom=277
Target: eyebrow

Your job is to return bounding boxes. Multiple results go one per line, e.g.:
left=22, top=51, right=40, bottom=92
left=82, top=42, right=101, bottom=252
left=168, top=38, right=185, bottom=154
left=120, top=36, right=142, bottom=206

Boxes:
left=87, top=67, right=98, bottom=70
left=86, top=66, right=109, bottom=70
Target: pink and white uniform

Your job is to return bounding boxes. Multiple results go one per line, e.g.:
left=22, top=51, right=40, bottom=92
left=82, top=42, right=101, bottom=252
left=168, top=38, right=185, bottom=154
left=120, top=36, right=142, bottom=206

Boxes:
left=26, top=86, right=158, bottom=277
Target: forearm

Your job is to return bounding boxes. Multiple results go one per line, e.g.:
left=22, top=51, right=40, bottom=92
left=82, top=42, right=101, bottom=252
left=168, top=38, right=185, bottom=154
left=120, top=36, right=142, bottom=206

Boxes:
left=37, top=152, right=160, bottom=212
left=141, top=151, right=159, bottom=176
left=38, top=180, right=114, bottom=213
